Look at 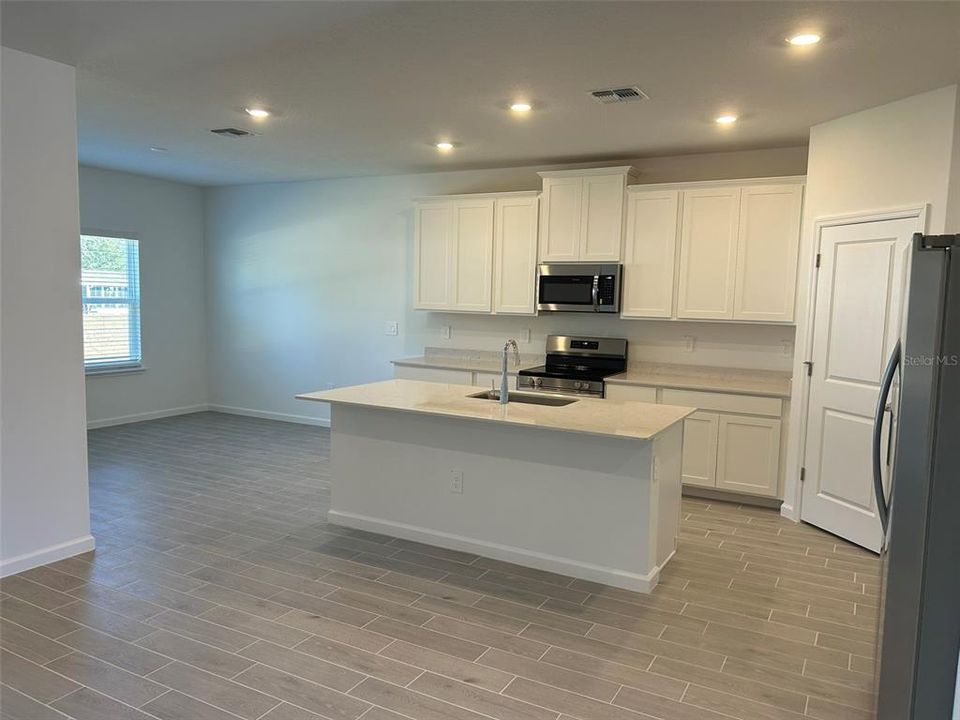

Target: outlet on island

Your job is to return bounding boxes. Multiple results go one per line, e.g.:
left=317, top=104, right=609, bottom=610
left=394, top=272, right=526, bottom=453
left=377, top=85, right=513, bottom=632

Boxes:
left=449, top=469, right=463, bottom=494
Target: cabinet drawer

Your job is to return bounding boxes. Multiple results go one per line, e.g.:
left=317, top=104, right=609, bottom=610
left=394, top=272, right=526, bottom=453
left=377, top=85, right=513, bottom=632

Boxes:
left=660, top=388, right=781, bottom=417
left=605, top=384, right=658, bottom=403
left=394, top=366, right=473, bottom=385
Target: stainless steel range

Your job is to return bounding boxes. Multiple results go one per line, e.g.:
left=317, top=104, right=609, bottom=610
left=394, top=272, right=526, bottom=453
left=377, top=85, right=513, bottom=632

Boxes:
left=517, top=335, right=627, bottom=398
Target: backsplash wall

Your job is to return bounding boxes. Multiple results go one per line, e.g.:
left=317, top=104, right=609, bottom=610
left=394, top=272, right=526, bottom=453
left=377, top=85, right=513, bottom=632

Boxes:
left=414, top=313, right=795, bottom=372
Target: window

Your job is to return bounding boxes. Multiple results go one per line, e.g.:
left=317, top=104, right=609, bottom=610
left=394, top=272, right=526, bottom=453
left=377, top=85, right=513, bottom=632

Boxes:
left=80, top=234, right=141, bottom=371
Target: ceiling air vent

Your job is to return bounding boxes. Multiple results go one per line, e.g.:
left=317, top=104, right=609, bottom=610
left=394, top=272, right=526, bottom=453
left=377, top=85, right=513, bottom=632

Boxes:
left=590, top=86, right=649, bottom=104
left=210, top=127, right=256, bottom=138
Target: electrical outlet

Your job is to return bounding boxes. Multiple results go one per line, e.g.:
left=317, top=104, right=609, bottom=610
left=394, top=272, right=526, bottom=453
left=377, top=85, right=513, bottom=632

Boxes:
left=449, top=469, right=463, bottom=494
left=441, top=325, right=451, bottom=340
left=780, top=340, right=793, bottom=356
left=682, top=335, right=695, bottom=353
left=385, top=321, right=398, bottom=336
left=521, top=328, right=531, bottom=344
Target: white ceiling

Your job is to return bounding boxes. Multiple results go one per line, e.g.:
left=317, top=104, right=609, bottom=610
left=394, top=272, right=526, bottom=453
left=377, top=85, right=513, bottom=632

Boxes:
left=2, top=1, right=959, bottom=186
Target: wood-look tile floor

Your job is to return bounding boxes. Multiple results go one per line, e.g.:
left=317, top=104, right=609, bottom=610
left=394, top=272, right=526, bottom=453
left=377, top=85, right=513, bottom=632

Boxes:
left=0, top=412, right=880, bottom=720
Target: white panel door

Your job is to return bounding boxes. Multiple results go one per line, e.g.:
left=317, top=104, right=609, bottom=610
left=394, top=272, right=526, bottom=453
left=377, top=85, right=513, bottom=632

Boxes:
left=733, top=184, right=803, bottom=322
left=621, top=190, right=679, bottom=318
left=493, top=195, right=539, bottom=315
left=680, top=411, right=719, bottom=488
left=539, top=177, right=582, bottom=261
left=450, top=199, right=494, bottom=312
left=716, top=414, right=781, bottom=497
left=801, top=216, right=919, bottom=551
left=580, top=174, right=625, bottom=261
left=677, top=187, right=741, bottom=319
left=414, top=202, right=452, bottom=309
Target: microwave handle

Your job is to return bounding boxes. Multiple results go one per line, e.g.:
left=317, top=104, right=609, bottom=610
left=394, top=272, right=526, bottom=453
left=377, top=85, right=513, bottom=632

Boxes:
left=591, top=276, right=599, bottom=312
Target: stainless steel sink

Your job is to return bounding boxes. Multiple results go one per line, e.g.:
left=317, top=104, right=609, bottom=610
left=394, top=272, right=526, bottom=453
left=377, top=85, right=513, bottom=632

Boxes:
left=467, top=390, right=578, bottom=407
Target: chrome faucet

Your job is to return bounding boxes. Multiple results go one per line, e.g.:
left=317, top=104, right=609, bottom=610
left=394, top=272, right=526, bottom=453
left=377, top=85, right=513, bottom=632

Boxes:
left=500, top=339, right=520, bottom=404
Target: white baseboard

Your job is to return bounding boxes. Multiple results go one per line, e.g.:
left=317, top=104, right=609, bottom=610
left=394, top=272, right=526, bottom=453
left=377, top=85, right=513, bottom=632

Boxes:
left=328, top=509, right=665, bottom=592
left=1, top=535, right=96, bottom=578
left=780, top=502, right=799, bottom=522
left=87, top=404, right=208, bottom=429
left=209, top=404, right=330, bottom=427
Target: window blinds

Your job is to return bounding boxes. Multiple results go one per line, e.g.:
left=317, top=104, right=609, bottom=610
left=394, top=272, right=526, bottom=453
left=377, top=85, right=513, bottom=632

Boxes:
left=80, top=234, right=142, bottom=369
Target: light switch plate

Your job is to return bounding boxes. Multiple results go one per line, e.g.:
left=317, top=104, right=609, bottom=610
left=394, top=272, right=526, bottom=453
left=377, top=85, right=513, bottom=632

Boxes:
left=521, top=328, right=531, bottom=344
left=385, top=321, right=399, bottom=336
left=682, top=335, right=695, bottom=353
left=441, top=325, right=451, bottom=340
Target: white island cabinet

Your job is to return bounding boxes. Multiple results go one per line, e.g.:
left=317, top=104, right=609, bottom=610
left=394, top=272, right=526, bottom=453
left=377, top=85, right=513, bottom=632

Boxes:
left=298, top=379, right=693, bottom=592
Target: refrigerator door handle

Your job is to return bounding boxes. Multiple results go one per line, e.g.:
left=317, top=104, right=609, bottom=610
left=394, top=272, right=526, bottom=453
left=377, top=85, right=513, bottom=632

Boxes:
left=873, top=339, right=901, bottom=534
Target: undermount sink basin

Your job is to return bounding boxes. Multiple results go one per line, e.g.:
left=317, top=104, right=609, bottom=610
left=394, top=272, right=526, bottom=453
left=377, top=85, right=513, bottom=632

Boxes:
left=468, top=390, right=579, bottom=407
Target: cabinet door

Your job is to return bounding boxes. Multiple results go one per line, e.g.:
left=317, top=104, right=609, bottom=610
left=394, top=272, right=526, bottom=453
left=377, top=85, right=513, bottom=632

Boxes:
left=677, top=187, right=740, bottom=319
left=680, top=411, right=720, bottom=488
left=716, top=414, right=781, bottom=497
left=580, top=174, right=625, bottom=261
left=539, top=177, right=582, bottom=261
left=493, top=196, right=539, bottom=315
left=414, top=202, right=452, bottom=309
left=450, top=199, right=494, bottom=312
left=733, top=184, right=803, bottom=322
left=621, top=190, right=679, bottom=318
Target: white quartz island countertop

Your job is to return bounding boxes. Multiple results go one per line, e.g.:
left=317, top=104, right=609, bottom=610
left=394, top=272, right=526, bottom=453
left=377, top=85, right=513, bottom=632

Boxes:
left=298, top=379, right=694, bottom=441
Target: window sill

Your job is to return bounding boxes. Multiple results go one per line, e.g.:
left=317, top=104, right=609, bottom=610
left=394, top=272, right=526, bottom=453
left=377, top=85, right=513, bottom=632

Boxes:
left=85, top=364, right=146, bottom=377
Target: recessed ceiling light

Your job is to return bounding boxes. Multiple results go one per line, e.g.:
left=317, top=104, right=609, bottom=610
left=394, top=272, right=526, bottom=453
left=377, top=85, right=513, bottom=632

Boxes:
left=149, top=146, right=168, bottom=153
left=244, top=107, right=271, bottom=119
left=715, top=114, right=738, bottom=125
left=787, top=32, right=821, bottom=46
left=510, top=102, right=532, bottom=113
left=435, top=141, right=455, bottom=151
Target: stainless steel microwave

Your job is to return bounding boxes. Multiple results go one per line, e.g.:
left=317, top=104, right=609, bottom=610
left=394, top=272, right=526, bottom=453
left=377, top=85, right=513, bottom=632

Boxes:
left=537, top=264, right=622, bottom=313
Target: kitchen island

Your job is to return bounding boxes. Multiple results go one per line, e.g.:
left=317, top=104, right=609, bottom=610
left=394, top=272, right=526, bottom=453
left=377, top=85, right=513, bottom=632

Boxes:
left=297, top=379, right=694, bottom=591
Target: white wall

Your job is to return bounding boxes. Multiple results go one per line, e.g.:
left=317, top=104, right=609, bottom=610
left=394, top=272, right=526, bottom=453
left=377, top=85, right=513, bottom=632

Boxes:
left=1, top=47, right=94, bottom=575
left=80, top=166, right=208, bottom=427
left=782, top=85, right=960, bottom=520
left=205, top=147, right=806, bottom=424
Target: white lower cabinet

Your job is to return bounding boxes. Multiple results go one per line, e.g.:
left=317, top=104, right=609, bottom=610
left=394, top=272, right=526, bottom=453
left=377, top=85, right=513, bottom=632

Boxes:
left=394, top=366, right=784, bottom=500
left=715, top=414, right=781, bottom=496
left=680, top=411, right=720, bottom=489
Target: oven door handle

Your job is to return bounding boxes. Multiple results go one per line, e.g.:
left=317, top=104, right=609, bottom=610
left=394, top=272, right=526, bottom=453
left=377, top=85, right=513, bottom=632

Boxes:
left=591, top=276, right=599, bottom=312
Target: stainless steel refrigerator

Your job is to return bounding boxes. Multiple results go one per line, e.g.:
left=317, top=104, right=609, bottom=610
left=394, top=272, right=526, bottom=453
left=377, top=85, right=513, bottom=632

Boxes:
left=874, top=233, right=960, bottom=719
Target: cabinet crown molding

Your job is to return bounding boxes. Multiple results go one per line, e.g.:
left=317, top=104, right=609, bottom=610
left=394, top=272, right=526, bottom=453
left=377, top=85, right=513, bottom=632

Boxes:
left=628, top=175, right=806, bottom=193
left=415, top=190, right=540, bottom=203
left=538, top=166, right=636, bottom=179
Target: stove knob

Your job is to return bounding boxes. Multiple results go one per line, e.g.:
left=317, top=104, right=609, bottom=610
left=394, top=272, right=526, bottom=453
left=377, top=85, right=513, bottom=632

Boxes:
left=533, top=377, right=542, bottom=387
left=575, top=381, right=585, bottom=391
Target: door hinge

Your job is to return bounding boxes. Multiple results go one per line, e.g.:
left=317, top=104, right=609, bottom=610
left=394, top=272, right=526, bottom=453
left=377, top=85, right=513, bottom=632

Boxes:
left=803, top=360, right=813, bottom=376
left=815, top=253, right=821, bottom=269
left=800, top=467, right=806, bottom=483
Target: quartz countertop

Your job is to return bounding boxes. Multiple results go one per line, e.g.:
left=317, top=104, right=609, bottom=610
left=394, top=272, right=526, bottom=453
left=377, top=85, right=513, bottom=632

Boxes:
left=394, top=354, right=792, bottom=398
left=606, top=362, right=792, bottom=398
left=298, top=379, right=694, bottom=441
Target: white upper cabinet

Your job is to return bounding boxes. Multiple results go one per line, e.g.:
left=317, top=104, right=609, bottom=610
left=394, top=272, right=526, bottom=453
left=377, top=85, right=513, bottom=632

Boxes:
left=450, top=198, right=494, bottom=312
left=621, top=189, right=680, bottom=318
left=677, top=187, right=742, bottom=320
left=538, top=167, right=632, bottom=262
left=733, top=184, right=803, bottom=322
left=414, top=202, right=452, bottom=310
left=414, top=192, right=538, bottom=315
left=539, top=176, right=581, bottom=261
left=493, top=194, right=539, bottom=315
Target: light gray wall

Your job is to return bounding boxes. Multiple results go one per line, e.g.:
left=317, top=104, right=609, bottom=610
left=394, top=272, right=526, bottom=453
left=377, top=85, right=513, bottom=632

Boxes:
left=204, top=147, right=808, bottom=424
left=79, top=166, right=208, bottom=426
left=1, top=47, right=93, bottom=575
left=781, top=84, right=960, bottom=520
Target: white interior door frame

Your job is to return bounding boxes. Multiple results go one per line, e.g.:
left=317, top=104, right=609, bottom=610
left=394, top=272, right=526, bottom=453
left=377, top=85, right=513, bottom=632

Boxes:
left=781, top=204, right=929, bottom=524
